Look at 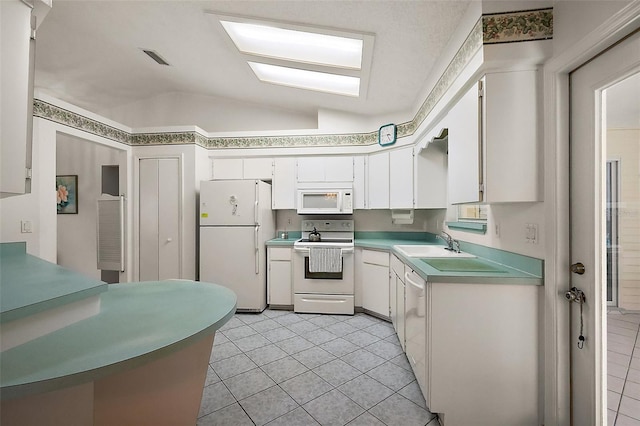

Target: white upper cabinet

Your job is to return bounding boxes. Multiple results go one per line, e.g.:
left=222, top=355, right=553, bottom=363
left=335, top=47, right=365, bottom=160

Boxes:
left=272, top=157, right=296, bottom=210
left=389, top=147, right=414, bottom=209
left=212, top=158, right=243, bottom=180
left=212, top=158, right=273, bottom=180
left=1, top=0, right=33, bottom=197
left=243, top=157, right=273, bottom=180
left=353, top=156, right=366, bottom=209
left=367, top=151, right=390, bottom=209
left=415, top=124, right=448, bottom=209
left=483, top=70, right=539, bottom=203
left=448, top=70, right=540, bottom=204
left=447, top=81, right=482, bottom=205
left=297, top=156, right=354, bottom=183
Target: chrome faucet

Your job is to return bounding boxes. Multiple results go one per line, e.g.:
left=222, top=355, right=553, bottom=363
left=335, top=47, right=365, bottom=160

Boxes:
left=438, top=231, right=460, bottom=253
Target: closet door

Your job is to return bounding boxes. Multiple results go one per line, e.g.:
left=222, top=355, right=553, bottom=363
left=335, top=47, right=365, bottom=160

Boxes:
left=139, top=158, right=181, bottom=281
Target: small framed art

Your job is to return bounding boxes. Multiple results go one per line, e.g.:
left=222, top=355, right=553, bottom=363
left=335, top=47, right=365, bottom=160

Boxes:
left=56, top=175, right=78, bottom=214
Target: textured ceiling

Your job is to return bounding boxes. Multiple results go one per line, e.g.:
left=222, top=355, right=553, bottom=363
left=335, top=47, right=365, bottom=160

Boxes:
left=34, top=0, right=471, bottom=124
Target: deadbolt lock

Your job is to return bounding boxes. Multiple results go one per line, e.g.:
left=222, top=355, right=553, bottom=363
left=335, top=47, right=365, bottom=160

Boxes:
left=570, top=262, right=585, bottom=275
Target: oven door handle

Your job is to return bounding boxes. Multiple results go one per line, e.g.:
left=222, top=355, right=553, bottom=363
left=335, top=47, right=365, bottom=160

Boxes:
left=293, top=247, right=354, bottom=255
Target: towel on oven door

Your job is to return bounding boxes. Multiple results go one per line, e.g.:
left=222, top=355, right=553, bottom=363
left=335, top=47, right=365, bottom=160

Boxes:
left=309, top=247, right=342, bottom=273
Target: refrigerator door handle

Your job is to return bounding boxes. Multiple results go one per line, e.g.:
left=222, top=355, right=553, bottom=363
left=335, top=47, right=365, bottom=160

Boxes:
left=254, top=225, right=260, bottom=274
left=254, top=181, right=259, bottom=225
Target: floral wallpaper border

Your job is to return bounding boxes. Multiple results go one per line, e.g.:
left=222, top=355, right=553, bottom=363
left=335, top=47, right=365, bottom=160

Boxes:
left=34, top=8, right=552, bottom=149
left=483, top=8, right=553, bottom=45
left=33, top=99, right=132, bottom=145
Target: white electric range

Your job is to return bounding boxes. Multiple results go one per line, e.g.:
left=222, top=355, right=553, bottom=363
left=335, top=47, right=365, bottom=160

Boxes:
left=292, top=219, right=354, bottom=315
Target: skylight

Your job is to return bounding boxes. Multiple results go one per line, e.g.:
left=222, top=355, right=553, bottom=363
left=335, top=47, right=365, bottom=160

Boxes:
left=248, top=62, right=360, bottom=97
left=220, top=21, right=363, bottom=69
left=209, top=13, right=373, bottom=98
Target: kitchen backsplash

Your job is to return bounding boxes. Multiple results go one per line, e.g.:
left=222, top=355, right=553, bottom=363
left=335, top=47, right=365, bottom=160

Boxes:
left=275, top=209, right=445, bottom=233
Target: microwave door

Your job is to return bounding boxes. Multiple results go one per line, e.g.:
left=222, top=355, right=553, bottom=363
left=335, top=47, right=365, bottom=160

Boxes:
left=300, top=191, right=339, bottom=213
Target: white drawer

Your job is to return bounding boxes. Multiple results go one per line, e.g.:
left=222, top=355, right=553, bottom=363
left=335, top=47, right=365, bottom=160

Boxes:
left=362, top=249, right=389, bottom=267
left=390, top=254, right=405, bottom=278
left=269, top=247, right=292, bottom=261
left=294, top=294, right=354, bottom=315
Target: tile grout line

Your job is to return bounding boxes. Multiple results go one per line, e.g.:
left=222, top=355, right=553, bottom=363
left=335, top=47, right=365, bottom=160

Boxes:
left=613, top=314, right=640, bottom=425
left=202, top=311, right=429, bottom=425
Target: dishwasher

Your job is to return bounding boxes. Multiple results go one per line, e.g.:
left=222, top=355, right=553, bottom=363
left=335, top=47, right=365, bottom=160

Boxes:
left=404, top=268, right=428, bottom=402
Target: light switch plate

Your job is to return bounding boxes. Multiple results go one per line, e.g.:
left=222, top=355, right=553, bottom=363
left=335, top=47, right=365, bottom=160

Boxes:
left=21, top=220, right=32, bottom=233
left=525, top=223, right=538, bottom=244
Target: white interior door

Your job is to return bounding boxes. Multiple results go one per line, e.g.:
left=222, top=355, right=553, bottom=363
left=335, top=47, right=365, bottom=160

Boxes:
left=139, top=157, right=181, bottom=281
left=569, top=31, right=640, bottom=425
left=139, top=159, right=160, bottom=281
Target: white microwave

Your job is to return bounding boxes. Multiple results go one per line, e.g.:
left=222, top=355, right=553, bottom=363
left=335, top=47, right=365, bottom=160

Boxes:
left=297, top=187, right=353, bottom=215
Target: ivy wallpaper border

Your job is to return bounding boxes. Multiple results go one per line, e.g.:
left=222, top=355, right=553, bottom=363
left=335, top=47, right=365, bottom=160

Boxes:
left=34, top=8, right=552, bottom=149
left=33, top=99, right=132, bottom=145
left=483, top=8, right=553, bottom=45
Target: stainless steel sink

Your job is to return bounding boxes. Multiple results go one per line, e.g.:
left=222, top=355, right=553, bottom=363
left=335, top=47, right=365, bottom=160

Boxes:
left=393, top=245, right=475, bottom=258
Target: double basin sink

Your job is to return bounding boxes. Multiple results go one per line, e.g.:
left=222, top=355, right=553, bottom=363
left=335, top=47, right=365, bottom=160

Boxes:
left=393, top=245, right=504, bottom=273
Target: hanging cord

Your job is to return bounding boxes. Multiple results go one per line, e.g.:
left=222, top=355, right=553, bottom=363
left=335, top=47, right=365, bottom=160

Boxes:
left=566, top=287, right=586, bottom=349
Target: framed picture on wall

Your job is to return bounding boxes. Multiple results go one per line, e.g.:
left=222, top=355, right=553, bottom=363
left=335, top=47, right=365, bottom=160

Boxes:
left=56, top=175, right=78, bottom=214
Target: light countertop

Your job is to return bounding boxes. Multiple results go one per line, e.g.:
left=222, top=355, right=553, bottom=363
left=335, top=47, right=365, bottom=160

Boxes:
left=0, top=243, right=107, bottom=323
left=0, top=280, right=236, bottom=400
left=266, top=233, right=543, bottom=285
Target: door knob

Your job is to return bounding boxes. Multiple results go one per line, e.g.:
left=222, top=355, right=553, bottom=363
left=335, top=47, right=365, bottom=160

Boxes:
left=166, top=238, right=173, bottom=243
left=570, top=262, right=585, bottom=275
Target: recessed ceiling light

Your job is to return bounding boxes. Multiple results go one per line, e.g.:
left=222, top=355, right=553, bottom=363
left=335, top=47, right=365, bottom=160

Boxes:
left=248, top=62, right=360, bottom=97
left=220, top=20, right=363, bottom=69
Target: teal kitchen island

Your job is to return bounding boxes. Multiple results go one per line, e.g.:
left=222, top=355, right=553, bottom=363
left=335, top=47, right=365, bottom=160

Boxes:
left=0, top=243, right=236, bottom=425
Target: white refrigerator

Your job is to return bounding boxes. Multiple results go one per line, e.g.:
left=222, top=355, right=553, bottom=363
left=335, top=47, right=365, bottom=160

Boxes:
left=199, top=180, right=275, bottom=312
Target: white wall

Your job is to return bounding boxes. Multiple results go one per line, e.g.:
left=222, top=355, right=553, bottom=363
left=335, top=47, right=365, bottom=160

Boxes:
left=0, top=118, right=57, bottom=262
left=56, top=134, right=123, bottom=280
left=1, top=107, right=134, bottom=280
left=553, top=1, right=632, bottom=57
left=106, top=92, right=318, bottom=133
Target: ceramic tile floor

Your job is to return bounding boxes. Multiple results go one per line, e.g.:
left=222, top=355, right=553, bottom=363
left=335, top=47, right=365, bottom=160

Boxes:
left=198, top=309, right=439, bottom=426
left=608, top=311, right=640, bottom=426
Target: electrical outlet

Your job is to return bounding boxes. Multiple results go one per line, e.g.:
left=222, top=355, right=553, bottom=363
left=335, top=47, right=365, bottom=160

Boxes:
left=494, top=222, right=500, bottom=237
left=525, top=223, right=538, bottom=244
left=21, top=220, right=32, bottom=233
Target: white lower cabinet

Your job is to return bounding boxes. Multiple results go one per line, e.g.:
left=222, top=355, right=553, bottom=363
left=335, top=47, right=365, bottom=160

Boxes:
left=361, top=249, right=390, bottom=318
left=428, top=282, right=540, bottom=426
left=390, top=254, right=540, bottom=426
left=267, top=247, right=292, bottom=306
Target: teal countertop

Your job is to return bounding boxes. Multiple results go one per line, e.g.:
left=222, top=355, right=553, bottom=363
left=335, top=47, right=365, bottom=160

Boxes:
left=0, top=243, right=108, bottom=323
left=267, top=237, right=302, bottom=246
left=0, top=280, right=236, bottom=400
left=266, top=232, right=543, bottom=285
